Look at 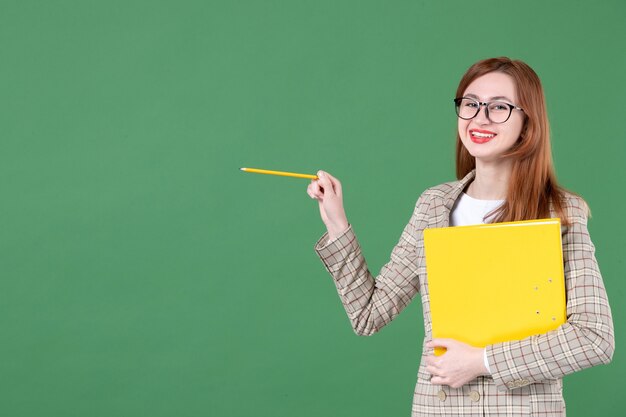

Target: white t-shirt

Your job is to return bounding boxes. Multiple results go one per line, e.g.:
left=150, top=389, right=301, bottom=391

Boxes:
left=450, top=192, right=504, bottom=227
left=449, top=192, right=505, bottom=374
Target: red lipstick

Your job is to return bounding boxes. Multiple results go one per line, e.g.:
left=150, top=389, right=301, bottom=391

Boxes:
left=469, top=129, right=497, bottom=144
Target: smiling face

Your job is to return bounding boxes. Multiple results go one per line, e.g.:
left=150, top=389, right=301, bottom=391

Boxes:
left=457, top=72, right=526, bottom=164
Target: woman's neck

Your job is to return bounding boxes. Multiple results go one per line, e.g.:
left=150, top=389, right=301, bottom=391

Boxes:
left=466, top=159, right=512, bottom=200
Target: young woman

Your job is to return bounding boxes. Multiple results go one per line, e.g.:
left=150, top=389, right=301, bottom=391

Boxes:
left=306, top=57, right=614, bottom=416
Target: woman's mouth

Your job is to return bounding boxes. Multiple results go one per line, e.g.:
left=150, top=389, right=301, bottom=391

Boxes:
left=469, top=129, right=497, bottom=144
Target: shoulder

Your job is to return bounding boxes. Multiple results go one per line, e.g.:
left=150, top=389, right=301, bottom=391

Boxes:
left=412, top=170, right=474, bottom=214
left=413, top=178, right=463, bottom=212
left=419, top=178, right=463, bottom=201
left=558, top=190, right=591, bottom=223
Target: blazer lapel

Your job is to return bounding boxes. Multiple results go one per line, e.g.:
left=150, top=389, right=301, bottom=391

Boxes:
left=435, top=169, right=476, bottom=228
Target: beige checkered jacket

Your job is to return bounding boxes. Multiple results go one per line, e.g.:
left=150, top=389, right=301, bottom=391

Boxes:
left=315, top=169, right=614, bottom=417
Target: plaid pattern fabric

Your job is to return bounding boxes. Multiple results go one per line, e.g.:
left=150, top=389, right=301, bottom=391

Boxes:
left=315, top=169, right=614, bottom=417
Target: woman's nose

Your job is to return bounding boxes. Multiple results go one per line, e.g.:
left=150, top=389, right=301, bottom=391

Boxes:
left=473, top=104, right=490, bottom=124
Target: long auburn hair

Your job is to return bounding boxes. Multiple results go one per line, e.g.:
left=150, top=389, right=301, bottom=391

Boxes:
left=455, top=57, right=580, bottom=225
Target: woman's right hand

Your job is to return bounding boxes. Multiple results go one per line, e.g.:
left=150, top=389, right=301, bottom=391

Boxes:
left=307, top=170, right=349, bottom=241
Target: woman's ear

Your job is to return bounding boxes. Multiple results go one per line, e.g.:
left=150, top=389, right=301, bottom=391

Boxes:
left=519, top=120, right=529, bottom=141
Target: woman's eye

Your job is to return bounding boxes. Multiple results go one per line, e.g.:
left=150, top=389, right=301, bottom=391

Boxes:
left=491, top=103, right=508, bottom=111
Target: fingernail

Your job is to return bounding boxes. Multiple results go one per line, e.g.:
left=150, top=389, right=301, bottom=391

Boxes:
left=317, top=171, right=324, bottom=178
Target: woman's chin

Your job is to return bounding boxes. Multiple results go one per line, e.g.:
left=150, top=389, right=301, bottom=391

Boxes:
left=466, top=150, right=504, bottom=164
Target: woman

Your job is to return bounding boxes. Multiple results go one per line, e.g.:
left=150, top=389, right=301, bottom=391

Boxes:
left=306, top=57, right=614, bottom=416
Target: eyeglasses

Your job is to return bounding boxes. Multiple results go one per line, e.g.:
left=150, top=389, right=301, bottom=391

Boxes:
left=454, top=97, right=524, bottom=124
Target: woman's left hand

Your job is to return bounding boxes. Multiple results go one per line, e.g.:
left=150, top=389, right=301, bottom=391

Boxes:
left=425, top=338, right=489, bottom=388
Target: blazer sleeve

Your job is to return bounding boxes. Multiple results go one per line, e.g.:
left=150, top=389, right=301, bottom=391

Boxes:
left=486, top=195, right=615, bottom=391
left=314, top=192, right=430, bottom=336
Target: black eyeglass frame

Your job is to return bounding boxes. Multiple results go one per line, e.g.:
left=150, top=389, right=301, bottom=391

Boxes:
left=453, top=97, right=524, bottom=124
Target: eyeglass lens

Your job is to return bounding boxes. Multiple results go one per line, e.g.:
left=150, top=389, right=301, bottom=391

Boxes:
left=456, top=98, right=512, bottom=124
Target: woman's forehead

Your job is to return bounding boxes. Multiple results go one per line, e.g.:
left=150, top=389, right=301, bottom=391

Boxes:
left=464, top=72, right=517, bottom=102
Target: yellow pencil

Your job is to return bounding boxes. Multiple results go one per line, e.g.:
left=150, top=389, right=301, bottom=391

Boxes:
left=240, top=167, right=318, bottom=180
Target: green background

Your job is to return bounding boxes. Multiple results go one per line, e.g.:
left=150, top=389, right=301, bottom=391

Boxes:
left=1, top=1, right=624, bottom=416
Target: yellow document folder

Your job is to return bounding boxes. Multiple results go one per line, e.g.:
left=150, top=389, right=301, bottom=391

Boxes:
left=424, top=218, right=566, bottom=356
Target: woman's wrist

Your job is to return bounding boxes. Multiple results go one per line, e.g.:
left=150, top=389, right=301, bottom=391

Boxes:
left=482, top=349, right=492, bottom=375
left=327, top=222, right=350, bottom=241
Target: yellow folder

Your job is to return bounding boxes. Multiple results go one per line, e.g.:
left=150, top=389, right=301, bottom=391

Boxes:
left=423, top=218, right=566, bottom=356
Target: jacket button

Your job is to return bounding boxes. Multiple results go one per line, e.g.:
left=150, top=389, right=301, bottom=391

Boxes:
left=438, top=390, right=447, bottom=402
left=469, top=391, right=480, bottom=402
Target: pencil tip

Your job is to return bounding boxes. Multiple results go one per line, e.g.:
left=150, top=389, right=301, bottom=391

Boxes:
left=240, top=167, right=245, bottom=171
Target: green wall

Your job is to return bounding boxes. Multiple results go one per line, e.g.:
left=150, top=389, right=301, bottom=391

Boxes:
left=1, top=1, right=624, bottom=416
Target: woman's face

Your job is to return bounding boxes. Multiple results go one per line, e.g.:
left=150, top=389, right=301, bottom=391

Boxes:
left=457, top=72, right=525, bottom=164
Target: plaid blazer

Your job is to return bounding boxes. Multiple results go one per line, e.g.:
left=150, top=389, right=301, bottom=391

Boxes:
left=315, top=169, right=614, bottom=417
